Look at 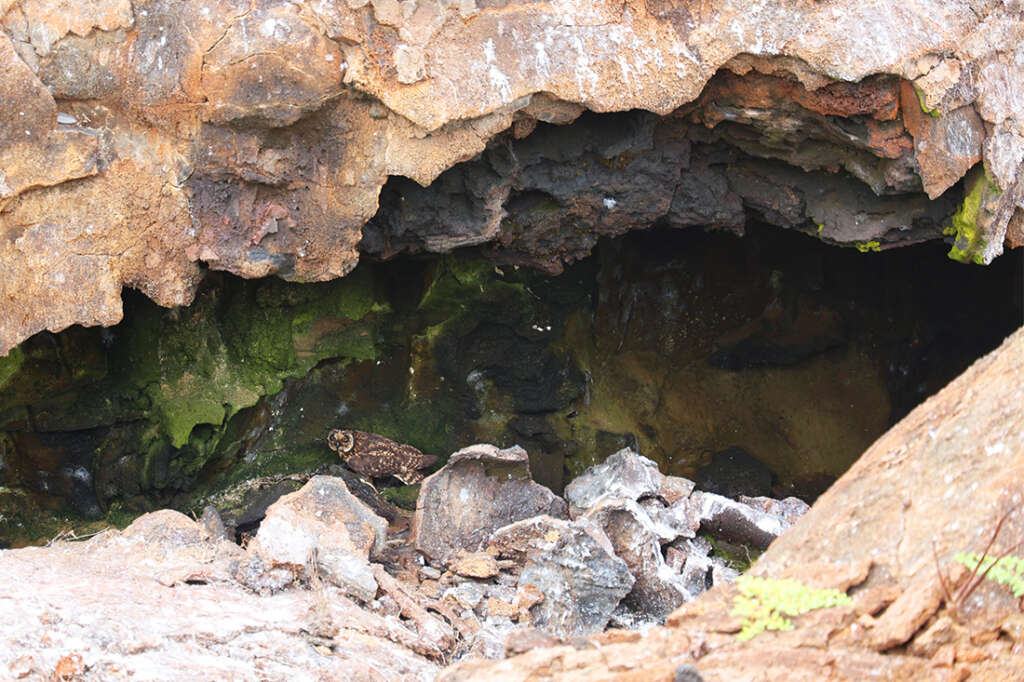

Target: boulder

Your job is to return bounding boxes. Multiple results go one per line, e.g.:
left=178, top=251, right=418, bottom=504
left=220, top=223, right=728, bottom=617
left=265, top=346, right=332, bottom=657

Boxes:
left=692, top=491, right=790, bottom=550
left=0, top=510, right=439, bottom=680
left=583, top=496, right=696, bottom=620
left=242, top=476, right=387, bottom=600
left=510, top=516, right=635, bottom=638
left=563, top=448, right=664, bottom=517
left=412, top=444, right=568, bottom=565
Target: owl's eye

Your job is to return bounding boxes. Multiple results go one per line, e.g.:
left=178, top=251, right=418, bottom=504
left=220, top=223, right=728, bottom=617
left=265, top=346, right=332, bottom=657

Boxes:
left=340, top=432, right=355, bottom=452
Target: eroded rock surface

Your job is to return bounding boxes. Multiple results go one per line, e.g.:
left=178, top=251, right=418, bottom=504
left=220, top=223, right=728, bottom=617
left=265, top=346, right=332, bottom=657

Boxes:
left=0, top=509, right=440, bottom=681
left=2, top=0, right=1024, bottom=353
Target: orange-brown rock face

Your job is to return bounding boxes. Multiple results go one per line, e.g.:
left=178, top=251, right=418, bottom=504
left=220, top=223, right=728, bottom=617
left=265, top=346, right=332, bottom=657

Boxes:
left=2, top=0, right=1024, bottom=354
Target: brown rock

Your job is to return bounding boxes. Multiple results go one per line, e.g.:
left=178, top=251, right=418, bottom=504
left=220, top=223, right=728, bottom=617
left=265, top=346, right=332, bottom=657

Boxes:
left=450, top=551, right=500, bottom=580
left=900, top=79, right=984, bottom=199
left=485, top=597, right=518, bottom=619
left=412, top=444, right=567, bottom=565
left=504, top=628, right=562, bottom=657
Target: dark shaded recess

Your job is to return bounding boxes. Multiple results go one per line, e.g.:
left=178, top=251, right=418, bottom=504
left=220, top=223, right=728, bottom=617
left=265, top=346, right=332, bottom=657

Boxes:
left=697, top=446, right=775, bottom=499
left=709, top=224, right=1018, bottom=424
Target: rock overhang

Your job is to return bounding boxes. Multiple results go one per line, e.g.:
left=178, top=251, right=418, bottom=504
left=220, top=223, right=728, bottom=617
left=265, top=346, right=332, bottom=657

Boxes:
left=1, top=0, right=1022, bottom=355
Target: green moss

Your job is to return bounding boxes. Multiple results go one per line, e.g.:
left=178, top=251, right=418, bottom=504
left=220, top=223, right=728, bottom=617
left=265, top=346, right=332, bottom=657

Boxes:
left=381, top=485, right=421, bottom=510
left=854, top=240, right=881, bottom=253
left=954, top=552, right=1024, bottom=599
left=731, top=576, right=852, bottom=641
left=947, top=166, right=1000, bottom=265
left=116, top=273, right=388, bottom=451
left=0, top=346, right=25, bottom=391
left=914, top=85, right=941, bottom=118
left=417, top=256, right=534, bottom=324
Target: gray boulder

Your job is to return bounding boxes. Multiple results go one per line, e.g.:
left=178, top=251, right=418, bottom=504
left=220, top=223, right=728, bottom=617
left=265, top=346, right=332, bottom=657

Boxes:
left=693, top=491, right=790, bottom=550
left=584, top=496, right=696, bottom=620
left=490, top=515, right=634, bottom=638
left=564, top=448, right=665, bottom=516
left=241, top=476, right=387, bottom=600
left=412, top=444, right=568, bottom=565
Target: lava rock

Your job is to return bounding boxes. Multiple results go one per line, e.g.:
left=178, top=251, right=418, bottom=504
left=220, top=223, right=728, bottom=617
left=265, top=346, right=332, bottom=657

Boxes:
left=493, top=515, right=634, bottom=638
left=564, top=448, right=665, bottom=517
left=738, top=495, right=811, bottom=526
left=693, top=491, right=788, bottom=550
left=412, top=444, right=568, bottom=566
left=583, top=496, right=696, bottom=620
left=450, top=551, right=501, bottom=580
left=242, top=476, right=387, bottom=600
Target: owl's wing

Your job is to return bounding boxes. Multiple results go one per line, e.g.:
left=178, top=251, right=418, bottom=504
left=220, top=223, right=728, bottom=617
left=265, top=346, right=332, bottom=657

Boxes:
left=392, top=443, right=437, bottom=470
left=344, top=451, right=395, bottom=478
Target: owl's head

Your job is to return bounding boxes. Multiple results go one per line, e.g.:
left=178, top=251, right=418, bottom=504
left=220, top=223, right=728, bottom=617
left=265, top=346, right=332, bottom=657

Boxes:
left=327, top=429, right=355, bottom=454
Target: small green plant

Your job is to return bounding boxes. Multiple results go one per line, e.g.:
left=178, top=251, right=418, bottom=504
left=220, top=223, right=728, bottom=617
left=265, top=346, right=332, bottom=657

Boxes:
left=731, top=576, right=852, bottom=641
left=953, top=553, right=1024, bottom=601
left=935, top=508, right=1024, bottom=619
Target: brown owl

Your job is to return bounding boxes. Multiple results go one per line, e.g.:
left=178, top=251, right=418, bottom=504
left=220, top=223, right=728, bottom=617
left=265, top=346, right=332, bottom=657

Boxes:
left=327, top=429, right=439, bottom=484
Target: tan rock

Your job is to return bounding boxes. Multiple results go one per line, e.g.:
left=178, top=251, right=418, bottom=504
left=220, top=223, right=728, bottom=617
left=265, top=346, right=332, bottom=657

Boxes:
left=450, top=551, right=500, bottom=579
left=0, top=510, right=439, bottom=679
left=243, top=476, right=387, bottom=600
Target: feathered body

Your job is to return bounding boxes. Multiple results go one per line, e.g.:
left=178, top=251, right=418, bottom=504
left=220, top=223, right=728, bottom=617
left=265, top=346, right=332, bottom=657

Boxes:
left=326, top=429, right=438, bottom=484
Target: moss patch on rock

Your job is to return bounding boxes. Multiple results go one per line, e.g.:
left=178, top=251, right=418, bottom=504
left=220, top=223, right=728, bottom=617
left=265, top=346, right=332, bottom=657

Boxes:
left=946, top=166, right=999, bottom=265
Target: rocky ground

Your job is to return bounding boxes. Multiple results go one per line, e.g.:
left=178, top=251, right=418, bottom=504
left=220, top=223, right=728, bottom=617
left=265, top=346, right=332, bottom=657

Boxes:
left=0, top=439, right=807, bottom=680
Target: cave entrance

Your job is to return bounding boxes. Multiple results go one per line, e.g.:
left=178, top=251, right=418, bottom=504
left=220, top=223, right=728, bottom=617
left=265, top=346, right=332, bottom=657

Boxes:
left=2, top=220, right=1020, bottom=549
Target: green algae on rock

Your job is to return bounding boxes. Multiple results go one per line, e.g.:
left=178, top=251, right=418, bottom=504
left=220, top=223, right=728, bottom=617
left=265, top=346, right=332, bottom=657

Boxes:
left=946, top=166, right=1000, bottom=265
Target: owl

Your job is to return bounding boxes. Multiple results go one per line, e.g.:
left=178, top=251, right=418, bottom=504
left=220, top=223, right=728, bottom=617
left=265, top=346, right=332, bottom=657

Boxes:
left=327, top=429, right=439, bottom=484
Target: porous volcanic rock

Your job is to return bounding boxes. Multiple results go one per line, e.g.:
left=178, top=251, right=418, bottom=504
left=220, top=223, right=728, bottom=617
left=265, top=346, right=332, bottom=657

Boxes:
left=412, top=443, right=568, bottom=565
left=2, top=0, right=1024, bottom=353
left=492, top=515, right=635, bottom=639
left=0, top=510, right=440, bottom=681
left=563, top=448, right=665, bottom=516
